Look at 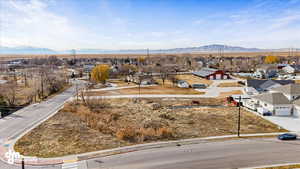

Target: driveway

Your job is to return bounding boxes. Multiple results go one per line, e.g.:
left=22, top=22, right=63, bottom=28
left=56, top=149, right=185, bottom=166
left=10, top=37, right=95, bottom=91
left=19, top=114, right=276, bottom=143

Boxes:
left=261, top=116, right=300, bottom=132
left=195, top=79, right=245, bottom=97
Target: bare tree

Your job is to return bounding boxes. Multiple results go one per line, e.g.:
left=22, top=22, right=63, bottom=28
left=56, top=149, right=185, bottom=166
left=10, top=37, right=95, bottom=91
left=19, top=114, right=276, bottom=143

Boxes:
left=0, top=81, right=17, bottom=106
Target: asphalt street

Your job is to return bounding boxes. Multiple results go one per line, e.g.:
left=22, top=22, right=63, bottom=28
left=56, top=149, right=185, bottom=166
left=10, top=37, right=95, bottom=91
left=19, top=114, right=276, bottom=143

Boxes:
left=0, top=81, right=81, bottom=169
left=85, top=138, right=300, bottom=169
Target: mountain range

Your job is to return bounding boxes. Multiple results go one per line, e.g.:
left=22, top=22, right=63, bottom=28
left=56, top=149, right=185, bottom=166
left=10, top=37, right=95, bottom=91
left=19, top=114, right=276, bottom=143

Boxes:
left=0, top=44, right=298, bottom=54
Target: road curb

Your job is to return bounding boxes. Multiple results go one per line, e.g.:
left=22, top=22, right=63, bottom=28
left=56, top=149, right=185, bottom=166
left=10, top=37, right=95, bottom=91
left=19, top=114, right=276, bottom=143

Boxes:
left=240, top=162, right=300, bottom=169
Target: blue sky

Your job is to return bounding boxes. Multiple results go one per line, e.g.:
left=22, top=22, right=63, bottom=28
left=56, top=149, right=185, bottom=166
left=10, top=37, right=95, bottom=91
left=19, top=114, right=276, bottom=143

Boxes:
left=1, top=0, right=300, bottom=50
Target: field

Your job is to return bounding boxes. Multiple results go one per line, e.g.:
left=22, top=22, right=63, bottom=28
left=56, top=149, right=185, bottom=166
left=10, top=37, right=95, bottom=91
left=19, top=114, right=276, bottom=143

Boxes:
left=106, top=79, right=136, bottom=87
left=217, top=82, right=243, bottom=87
left=1, top=51, right=299, bottom=60
left=218, top=90, right=243, bottom=98
left=86, top=85, right=203, bottom=95
left=15, top=98, right=286, bottom=157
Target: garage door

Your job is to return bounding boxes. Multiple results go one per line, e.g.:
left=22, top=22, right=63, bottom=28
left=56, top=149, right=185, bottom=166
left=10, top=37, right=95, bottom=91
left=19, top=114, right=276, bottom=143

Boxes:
left=209, top=75, right=214, bottom=80
left=275, top=107, right=291, bottom=116
left=293, top=106, right=300, bottom=117
left=215, top=74, right=221, bottom=80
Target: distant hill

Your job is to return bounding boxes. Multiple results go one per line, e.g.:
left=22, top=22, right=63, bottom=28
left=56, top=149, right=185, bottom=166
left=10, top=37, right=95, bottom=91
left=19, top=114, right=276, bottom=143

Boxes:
left=0, top=46, right=57, bottom=54
left=0, top=44, right=298, bottom=54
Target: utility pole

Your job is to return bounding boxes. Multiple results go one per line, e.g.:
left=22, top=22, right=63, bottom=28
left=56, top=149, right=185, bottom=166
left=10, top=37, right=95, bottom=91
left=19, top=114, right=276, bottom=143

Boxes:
left=22, top=158, right=25, bottom=169
left=237, top=96, right=241, bottom=137
left=234, top=96, right=251, bottom=137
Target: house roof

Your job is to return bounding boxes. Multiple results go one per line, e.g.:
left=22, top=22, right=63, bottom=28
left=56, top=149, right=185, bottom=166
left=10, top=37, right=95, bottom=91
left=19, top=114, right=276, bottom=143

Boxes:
left=246, top=79, right=294, bottom=92
left=259, top=80, right=279, bottom=90
left=252, top=93, right=291, bottom=105
left=290, top=65, right=300, bottom=70
left=271, top=84, right=300, bottom=95
left=193, top=68, right=218, bottom=77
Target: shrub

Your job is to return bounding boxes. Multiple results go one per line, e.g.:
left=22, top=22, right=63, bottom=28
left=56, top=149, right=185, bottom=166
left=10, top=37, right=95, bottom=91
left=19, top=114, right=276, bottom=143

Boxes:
left=116, top=127, right=137, bottom=142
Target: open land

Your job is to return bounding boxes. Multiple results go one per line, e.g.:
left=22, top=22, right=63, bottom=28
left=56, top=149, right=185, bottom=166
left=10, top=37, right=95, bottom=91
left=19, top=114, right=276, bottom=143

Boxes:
left=1, top=51, right=300, bottom=60
left=15, top=98, right=286, bottom=157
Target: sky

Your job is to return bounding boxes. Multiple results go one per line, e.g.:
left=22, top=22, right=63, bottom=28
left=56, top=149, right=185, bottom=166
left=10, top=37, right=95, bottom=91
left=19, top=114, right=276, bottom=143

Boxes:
left=0, top=0, right=300, bottom=50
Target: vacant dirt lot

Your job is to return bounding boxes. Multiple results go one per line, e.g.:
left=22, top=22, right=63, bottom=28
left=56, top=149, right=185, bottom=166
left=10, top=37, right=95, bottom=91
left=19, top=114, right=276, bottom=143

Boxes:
left=15, top=98, right=286, bottom=157
left=217, top=82, right=243, bottom=87
left=86, top=85, right=204, bottom=95
left=218, top=90, right=243, bottom=98
left=106, top=79, right=136, bottom=87
left=176, top=74, right=213, bottom=86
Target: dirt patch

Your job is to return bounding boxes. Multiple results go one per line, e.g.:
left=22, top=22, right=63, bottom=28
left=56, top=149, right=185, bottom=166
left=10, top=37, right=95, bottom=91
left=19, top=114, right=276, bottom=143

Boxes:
left=107, top=79, right=135, bottom=87
left=15, top=98, right=286, bottom=157
left=217, top=82, right=243, bottom=87
left=218, top=90, right=243, bottom=98
left=86, top=85, right=204, bottom=96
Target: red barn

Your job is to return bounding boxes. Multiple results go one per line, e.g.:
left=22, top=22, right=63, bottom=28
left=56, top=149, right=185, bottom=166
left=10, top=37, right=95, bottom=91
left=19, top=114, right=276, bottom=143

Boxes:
left=193, top=68, right=230, bottom=80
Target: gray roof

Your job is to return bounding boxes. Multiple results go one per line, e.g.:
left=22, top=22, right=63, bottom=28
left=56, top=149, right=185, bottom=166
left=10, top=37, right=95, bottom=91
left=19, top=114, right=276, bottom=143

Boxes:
left=246, top=79, right=295, bottom=92
left=193, top=68, right=218, bottom=77
left=259, top=80, right=279, bottom=90
left=271, top=84, right=300, bottom=95
left=290, top=65, right=300, bottom=71
left=252, top=93, right=290, bottom=105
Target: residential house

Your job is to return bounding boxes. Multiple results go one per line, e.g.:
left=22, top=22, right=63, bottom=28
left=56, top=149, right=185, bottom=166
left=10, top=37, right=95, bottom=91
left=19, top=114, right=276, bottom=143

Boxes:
left=270, top=83, right=300, bottom=101
left=245, top=79, right=294, bottom=95
left=245, top=84, right=300, bottom=117
left=251, top=93, right=292, bottom=116
left=193, top=68, right=230, bottom=80
left=282, top=65, right=300, bottom=74
left=253, top=64, right=278, bottom=79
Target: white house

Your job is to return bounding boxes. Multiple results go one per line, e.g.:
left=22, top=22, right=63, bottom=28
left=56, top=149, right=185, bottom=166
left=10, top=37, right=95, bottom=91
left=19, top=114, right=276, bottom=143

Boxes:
left=253, top=64, right=278, bottom=79
left=251, top=93, right=292, bottom=116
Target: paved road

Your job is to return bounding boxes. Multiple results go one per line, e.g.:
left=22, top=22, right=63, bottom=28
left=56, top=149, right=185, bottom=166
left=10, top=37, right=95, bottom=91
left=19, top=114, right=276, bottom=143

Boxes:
left=85, top=138, right=300, bottom=169
left=0, top=80, right=82, bottom=169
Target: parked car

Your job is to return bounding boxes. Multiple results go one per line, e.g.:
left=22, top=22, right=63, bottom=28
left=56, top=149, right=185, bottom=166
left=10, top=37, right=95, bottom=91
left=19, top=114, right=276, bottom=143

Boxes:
left=278, top=133, right=297, bottom=140
left=262, top=112, right=272, bottom=116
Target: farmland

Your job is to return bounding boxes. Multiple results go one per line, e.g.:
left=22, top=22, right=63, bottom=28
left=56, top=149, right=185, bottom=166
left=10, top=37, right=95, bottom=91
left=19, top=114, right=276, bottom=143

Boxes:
left=1, top=51, right=299, bottom=61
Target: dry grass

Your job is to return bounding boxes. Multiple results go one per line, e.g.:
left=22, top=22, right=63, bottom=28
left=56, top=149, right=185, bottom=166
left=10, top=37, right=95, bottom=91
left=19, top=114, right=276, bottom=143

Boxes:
left=86, top=85, right=204, bottom=95
left=218, top=90, right=243, bottom=98
left=259, top=164, right=300, bottom=169
left=107, top=79, right=135, bottom=87
left=1, top=51, right=299, bottom=60
left=176, top=74, right=213, bottom=86
left=294, top=80, right=300, bottom=84
left=217, top=82, right=243, bottom=87
left=15, top=98, right=286, bottom=157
